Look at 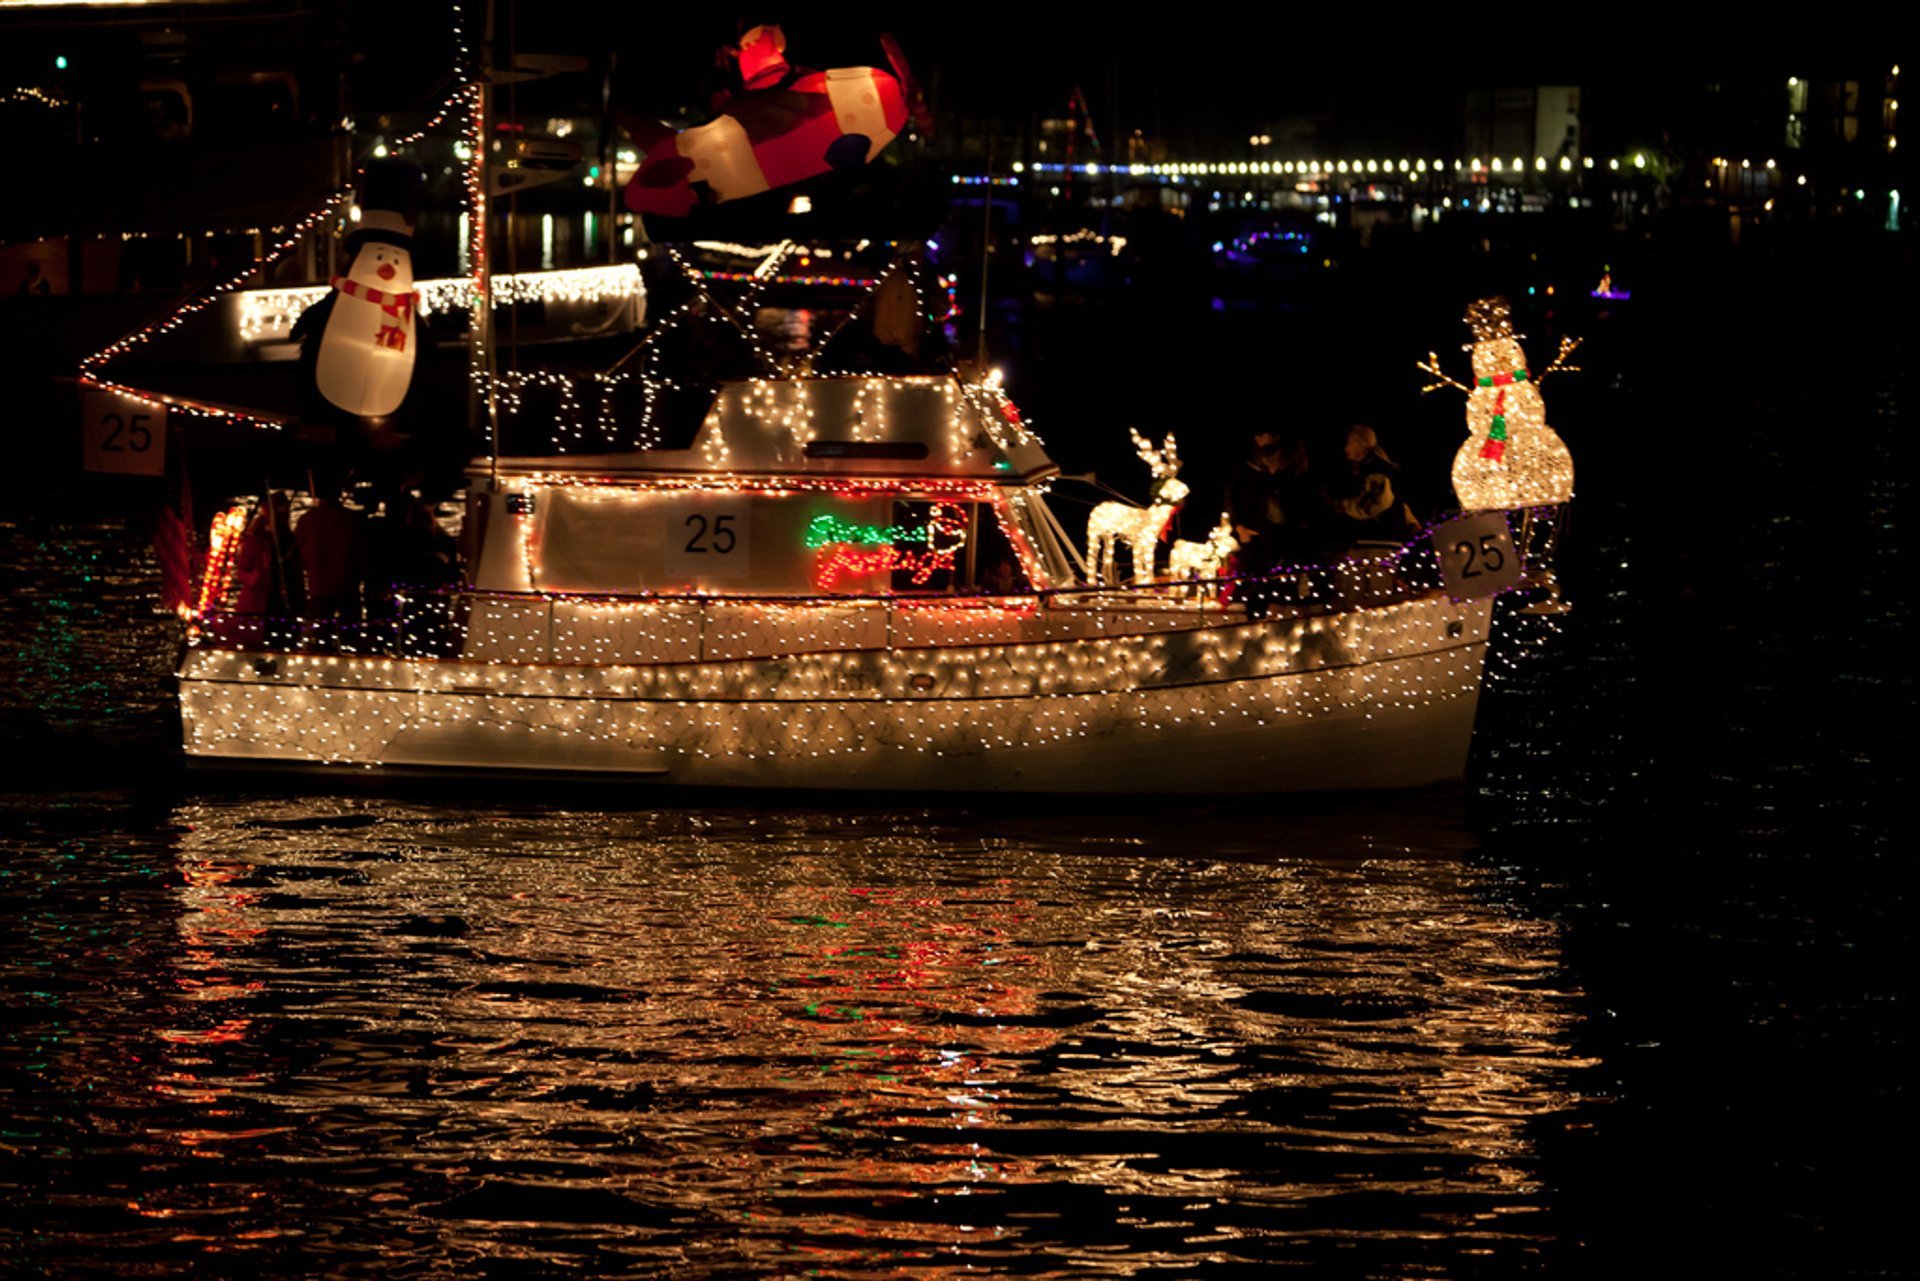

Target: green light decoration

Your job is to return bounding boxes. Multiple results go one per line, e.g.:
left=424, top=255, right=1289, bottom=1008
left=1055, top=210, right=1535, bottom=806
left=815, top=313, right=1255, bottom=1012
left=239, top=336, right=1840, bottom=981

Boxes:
left=802, top=513, right=931, bottom=549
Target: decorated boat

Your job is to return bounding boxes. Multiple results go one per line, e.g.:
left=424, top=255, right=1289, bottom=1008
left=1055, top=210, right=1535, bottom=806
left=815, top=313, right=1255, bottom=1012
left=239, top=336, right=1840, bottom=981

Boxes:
left=87, top=25, right=1567, bottom=793
left=174, top=360, right=1525, bottom=792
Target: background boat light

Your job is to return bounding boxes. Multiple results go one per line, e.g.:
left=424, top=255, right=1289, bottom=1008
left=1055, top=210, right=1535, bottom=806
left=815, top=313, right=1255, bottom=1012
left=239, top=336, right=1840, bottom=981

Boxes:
left=234, top=264, right=645, bottom=344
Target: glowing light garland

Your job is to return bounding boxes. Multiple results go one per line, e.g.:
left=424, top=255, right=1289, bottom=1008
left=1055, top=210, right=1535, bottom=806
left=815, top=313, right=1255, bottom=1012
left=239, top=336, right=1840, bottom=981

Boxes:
left=177, top=584, right=1513, bottom=783
left=233, top=264, right=645, bottom=343
left=76, top=79, right=474, bottom=429
left=700, top=269, right=882, bottom=289
left=178, top=487, right=1566, bottom=783
left=191, top=505, right=250, bottom=619
left=1028, top=230, right=1129, bottom=257
left=3, top=86, right=71, bottom=108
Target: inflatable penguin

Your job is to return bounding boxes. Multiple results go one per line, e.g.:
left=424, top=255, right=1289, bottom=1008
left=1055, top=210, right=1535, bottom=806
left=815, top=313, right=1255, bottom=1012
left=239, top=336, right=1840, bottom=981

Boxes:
left=296, top=159, right=425, bottom=420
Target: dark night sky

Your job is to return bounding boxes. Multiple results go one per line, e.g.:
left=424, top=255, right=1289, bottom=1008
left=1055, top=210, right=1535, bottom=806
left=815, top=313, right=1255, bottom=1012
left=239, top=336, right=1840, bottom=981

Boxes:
left=336, top=6, right=1834, bottom=153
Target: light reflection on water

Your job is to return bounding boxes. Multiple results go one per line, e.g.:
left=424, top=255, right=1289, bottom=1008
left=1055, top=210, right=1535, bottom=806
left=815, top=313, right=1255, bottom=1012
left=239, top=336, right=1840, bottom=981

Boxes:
left=7, top=794, right=1594, bottom=1275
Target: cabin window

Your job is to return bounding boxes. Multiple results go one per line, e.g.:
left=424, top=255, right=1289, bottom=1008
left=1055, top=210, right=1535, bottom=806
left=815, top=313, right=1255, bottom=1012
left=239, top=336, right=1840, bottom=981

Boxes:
left=876, top=500, right=1031, bottom=597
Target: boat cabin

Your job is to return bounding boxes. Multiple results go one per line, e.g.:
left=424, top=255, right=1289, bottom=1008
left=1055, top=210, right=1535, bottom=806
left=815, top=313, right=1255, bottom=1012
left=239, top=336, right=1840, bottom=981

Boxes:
left=466, top=375, right=1083, bottom=601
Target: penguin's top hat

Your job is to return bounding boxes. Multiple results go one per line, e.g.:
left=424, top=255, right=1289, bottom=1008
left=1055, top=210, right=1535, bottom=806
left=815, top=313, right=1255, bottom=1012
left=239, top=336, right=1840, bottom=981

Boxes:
left=349, top=158, right=425, bottom=251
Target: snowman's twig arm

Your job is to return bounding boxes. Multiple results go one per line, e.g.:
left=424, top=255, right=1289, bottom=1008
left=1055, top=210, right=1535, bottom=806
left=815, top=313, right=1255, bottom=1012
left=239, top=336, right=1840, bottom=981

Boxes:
left=1416, top=352, right=1469, bottom=394
left=1539, top=335, right=1583, bottom=379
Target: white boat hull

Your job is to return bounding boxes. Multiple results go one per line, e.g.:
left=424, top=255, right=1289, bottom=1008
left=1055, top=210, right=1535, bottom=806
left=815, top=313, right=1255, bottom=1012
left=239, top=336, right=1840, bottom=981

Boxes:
left=179, top=594, right=1491, bottom=793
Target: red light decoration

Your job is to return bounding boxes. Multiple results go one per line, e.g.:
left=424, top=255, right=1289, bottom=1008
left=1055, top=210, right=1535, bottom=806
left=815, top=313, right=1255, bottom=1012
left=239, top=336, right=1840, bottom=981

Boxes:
left=810, top=503, right=966, bottom=591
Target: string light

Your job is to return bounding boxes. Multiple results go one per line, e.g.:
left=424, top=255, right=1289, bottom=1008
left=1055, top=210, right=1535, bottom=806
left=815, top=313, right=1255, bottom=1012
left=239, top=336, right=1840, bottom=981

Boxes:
left=1027, top=230, right=1128, bottom=257
left=75, top=79, right=475, bottom=429
left=233, top=264, right=645, bottom=344
left=178, top=576, right=1525, bottom=778
left=699, top=269, right=882, bottom=290
left=191, top=505, right=250, bottom=619
left=3, top=86, right=70, bottom=108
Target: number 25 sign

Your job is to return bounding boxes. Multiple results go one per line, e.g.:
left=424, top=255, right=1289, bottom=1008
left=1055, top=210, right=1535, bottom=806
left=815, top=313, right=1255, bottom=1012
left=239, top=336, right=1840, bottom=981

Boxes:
left=1432, top=510, right=1523, bottom=600
left=81, top=389, right=167, bottom=477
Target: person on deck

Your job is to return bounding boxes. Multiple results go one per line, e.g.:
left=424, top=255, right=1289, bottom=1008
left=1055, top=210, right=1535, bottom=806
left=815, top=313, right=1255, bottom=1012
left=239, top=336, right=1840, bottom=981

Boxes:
left=295, top=487, right=368, bottom=622
left=1227, top=428, right=1326, bottom=615
left=365, top=488, right=458, bottom=621
left=1331, top=424, right=1421, bottom=547
left=232, top=492, right=302, bottom=617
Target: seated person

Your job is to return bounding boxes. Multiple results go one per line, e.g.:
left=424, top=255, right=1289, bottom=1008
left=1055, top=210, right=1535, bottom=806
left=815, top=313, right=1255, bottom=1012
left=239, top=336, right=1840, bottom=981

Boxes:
left=1331, top=424, right=1420, bottom=546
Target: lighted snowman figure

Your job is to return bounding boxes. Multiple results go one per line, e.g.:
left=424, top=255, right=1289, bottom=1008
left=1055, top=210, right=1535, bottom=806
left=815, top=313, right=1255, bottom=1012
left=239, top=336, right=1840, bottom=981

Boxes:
left=304, top=159, right=425, bottom=419
left=1419, top=296, right=1581, bottom=511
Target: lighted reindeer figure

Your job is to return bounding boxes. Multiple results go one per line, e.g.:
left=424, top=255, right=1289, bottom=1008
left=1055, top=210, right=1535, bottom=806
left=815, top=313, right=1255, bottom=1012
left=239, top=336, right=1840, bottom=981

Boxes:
left=1086, top=429, right=1189, bottom=585
left=1167, top=512, right=1238, bottom=593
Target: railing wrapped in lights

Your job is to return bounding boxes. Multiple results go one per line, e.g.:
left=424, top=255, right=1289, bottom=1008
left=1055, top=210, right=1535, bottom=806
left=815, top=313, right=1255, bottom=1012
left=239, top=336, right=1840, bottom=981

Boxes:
left=186, top=507, right=1567, bottom=666
left=178, top=510, right=1566, bottom=772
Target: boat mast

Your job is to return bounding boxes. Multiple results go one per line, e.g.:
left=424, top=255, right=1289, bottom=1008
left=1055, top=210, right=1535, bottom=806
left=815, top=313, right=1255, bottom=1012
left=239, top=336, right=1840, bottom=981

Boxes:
left=975, top=128, right=993, bottom=366
left=470, top=0, right=502, bottom=487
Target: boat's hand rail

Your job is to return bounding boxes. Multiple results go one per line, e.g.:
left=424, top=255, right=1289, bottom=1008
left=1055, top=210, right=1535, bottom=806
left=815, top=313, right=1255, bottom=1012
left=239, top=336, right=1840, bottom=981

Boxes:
left=186, top=551, right=1438, bottom=665
left=185, top=512, right=1556, bottom=664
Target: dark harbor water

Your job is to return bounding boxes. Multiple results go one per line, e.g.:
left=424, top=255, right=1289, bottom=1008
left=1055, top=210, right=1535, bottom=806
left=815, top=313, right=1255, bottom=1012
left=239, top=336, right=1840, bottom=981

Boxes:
left=1, top=234, right=1909, bottom=1277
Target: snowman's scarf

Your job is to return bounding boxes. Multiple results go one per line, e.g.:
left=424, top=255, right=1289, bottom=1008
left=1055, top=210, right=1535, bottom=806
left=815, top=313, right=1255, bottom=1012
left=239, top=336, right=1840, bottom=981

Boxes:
left=1477, top=367, right=1529, bottom=461
left=330, top=276, right=417, bottom=319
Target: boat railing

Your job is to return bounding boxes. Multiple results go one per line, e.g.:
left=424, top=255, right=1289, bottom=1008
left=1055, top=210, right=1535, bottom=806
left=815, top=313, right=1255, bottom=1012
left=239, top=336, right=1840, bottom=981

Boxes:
left=188, top=529, right=1464, bottom=666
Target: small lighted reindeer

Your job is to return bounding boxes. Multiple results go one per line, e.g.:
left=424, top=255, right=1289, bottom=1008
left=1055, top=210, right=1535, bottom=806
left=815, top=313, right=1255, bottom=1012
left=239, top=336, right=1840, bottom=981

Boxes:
left=1167, top=512, right=1238, bottom=592
left=1086, top=429, right=1189, bottom=585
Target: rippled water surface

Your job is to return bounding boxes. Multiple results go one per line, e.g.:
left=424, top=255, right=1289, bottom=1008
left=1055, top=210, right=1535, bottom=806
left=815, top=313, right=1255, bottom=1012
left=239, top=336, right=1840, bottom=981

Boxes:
left=5, top=791, right=1598, bottom=1276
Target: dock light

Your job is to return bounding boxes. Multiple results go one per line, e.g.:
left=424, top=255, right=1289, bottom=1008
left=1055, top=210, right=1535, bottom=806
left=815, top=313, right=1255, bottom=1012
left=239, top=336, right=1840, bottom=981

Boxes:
left=1797, top=174, right=1807, bottom=185
left=1559, top=156, right=1572, bottom=171
left=1634, top=153, right=1646, bottom=168
left=1535, top=156, right=1547, bottom=171
left=1608, top=158, right=1620, bottom=171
